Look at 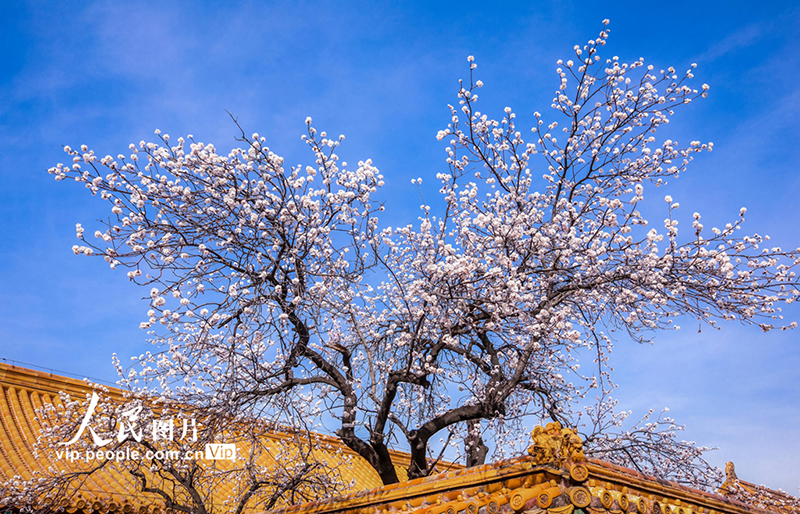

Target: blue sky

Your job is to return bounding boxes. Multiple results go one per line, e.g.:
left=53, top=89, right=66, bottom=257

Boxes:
left=1, top=0, right=799, bottom=492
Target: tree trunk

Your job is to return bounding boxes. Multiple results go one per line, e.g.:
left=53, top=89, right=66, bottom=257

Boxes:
left=371, top=439, right=400, bottom=485
left=406, top=430, right=430, bottom=480
left=465, top=419, right=488, bottom=467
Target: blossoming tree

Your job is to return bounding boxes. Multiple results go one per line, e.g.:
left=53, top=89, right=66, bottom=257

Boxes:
left=14, top=20, right=800, bottom=511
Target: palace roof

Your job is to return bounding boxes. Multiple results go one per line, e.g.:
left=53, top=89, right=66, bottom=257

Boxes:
left=0, top=362, right=421, bottom=512
left=1, top=362, right=797, bottom=514
left=268, top=425, right=800, bottom=514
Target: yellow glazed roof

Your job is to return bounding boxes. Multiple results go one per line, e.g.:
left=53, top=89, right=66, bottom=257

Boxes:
left=720, top=462, right=799, bottom=514
left=2, top=362, right=797, bottom=514
left=268, top=424, right=800, bottom=514
left=0, top=362, right=431, bottom=512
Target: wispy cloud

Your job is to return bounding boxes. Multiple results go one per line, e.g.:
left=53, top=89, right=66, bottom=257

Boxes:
left=694, top=23, right=764, bottom=63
